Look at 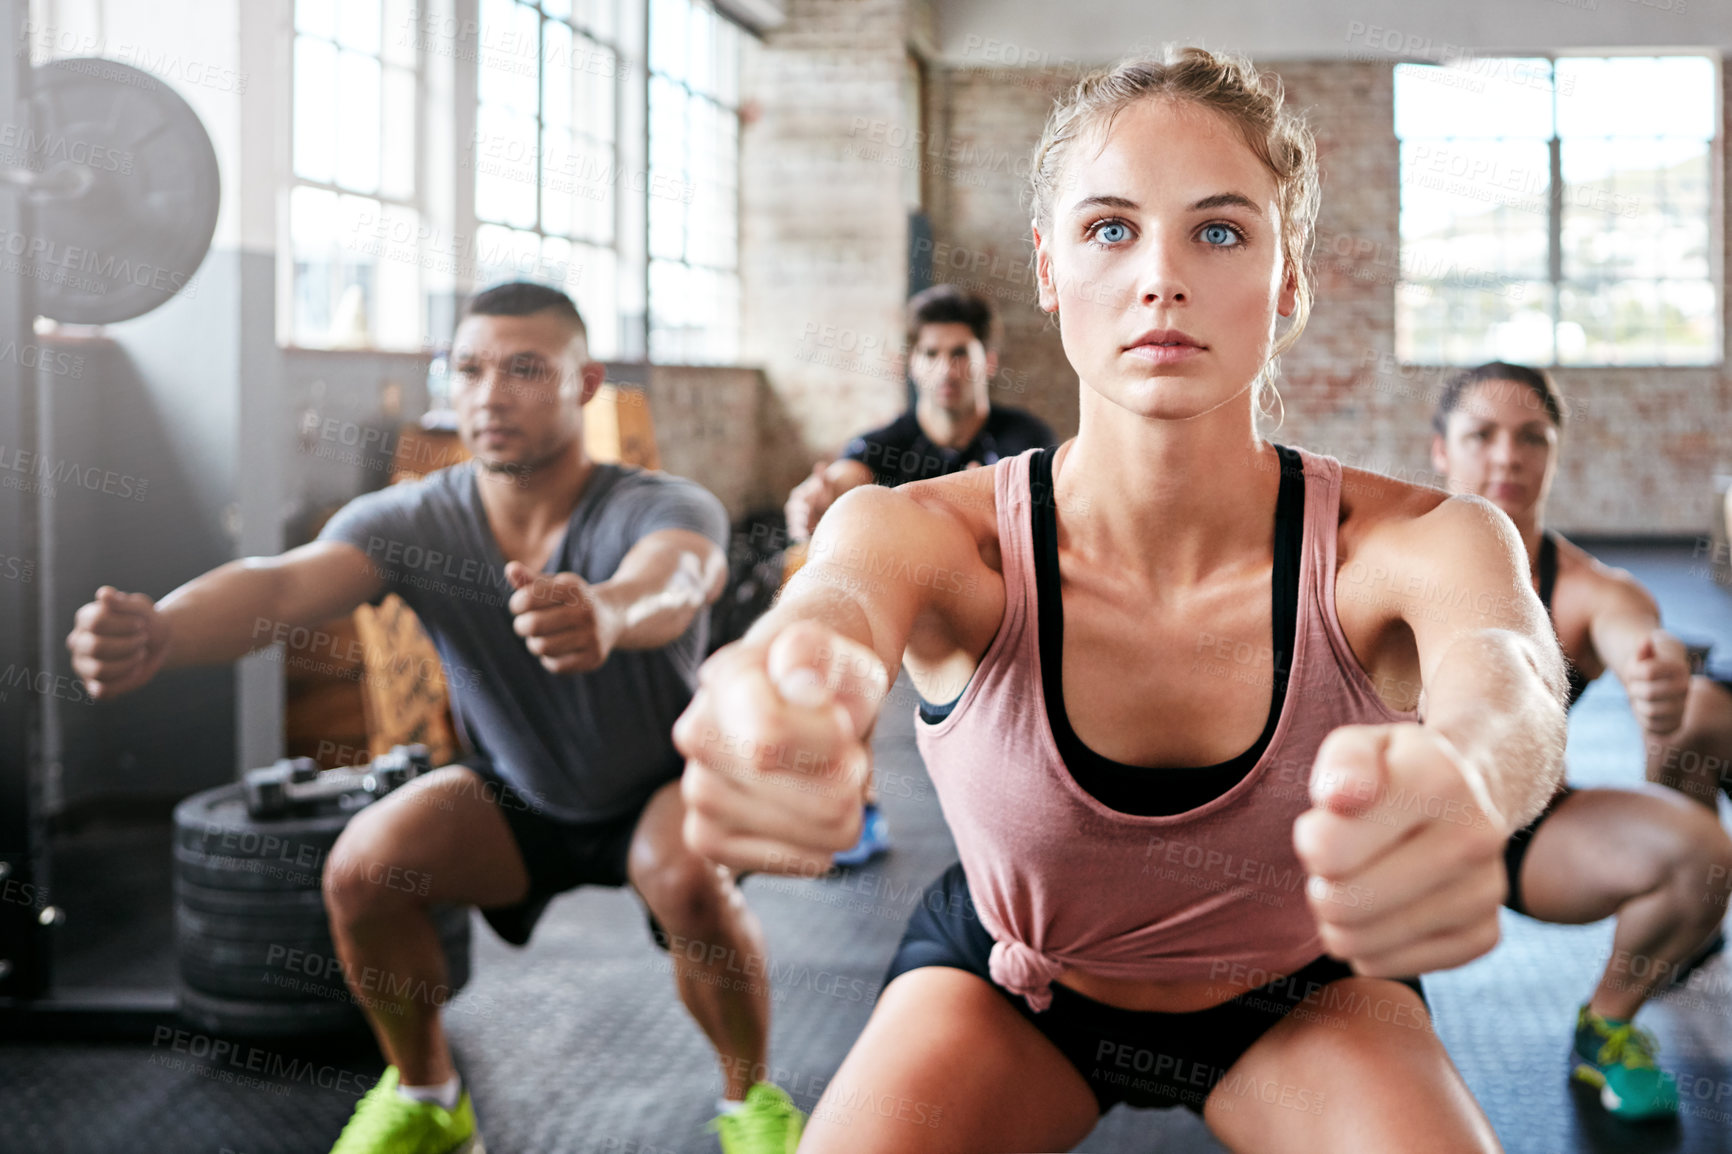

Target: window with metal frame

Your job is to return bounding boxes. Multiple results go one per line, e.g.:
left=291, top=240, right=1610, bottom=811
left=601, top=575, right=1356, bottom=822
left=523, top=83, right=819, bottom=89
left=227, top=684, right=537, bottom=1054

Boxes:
left=1395, top=55, right=1718, bottom=367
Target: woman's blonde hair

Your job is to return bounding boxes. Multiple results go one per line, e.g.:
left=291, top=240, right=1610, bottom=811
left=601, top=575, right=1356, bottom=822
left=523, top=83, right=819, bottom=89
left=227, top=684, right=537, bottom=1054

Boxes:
left=1029, top=47, right=1320, bottom=415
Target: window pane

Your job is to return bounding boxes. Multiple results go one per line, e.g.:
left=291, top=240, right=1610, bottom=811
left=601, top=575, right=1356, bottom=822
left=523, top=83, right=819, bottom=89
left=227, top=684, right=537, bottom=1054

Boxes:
left=1657, top=280, right=1718, bottom=366
left=573, top=243, right=618, bottom=359
left=648, top=258, right=686, bottom=361
left=686, top=0, right=714, bottom=99
left=543, top=124, right=574, bottom=236
left=1556, top=57, right=1715, bottom=141
left=480, top=0, right=540, bottom=114
left=294, top=37, right=337, bottom=183
left=588, top=0, right=617, bottom=44
left=383, top=0, right=417, bottom=66
left=649, top=75, right=687, bottom=176
left=335, top=51, right=382, bottom=193
left=651, top=0, right=687, bottom=82
left=297, top=0, right=336, bottom=39
left=648, top=181, right=684, bottom=262
left=1397, top=282, right=1553, bottom=366
left=375, top=203, right=421, bottom=350
left=544, top=20, right=574, bottom=128
left=1560, top=281, right=1661, bottom=365
left=380, top=66, right=416, bottom=200
left=579, top=137, right=615, bottom=244
left=1394, top=59, right=1554, bottom=141
left=715, top=17, right=739, bottom=106
left=579, top=41, right=617, bottom=144
left=1400, top=139, right=1549, bottom=281
left=475, top=104, right=539, bottom=227
left=337, top=0, right=381, bottom=53
left=475, top=223, right=541, bottom=288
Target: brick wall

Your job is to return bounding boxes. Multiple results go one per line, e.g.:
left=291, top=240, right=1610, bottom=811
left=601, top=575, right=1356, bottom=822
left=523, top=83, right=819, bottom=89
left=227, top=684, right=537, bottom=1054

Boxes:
left=738, top=0, right=918, bottom=505
left=645, top=364, right=767, bottom=520
left=917, top=56, right=1732, bottom=535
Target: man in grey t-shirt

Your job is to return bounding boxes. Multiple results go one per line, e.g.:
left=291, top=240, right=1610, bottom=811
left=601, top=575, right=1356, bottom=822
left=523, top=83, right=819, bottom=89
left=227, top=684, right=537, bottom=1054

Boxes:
left=66, top=283, right=804, bottom=1154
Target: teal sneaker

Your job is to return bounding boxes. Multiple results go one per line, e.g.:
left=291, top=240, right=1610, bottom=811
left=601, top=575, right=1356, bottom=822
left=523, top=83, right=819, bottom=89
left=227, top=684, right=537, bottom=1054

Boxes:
left=709, top=1082, right=805, bottom=1154
left=1570, top=1006, right=1679, bottom=1121
left=331, top=1067, right=484, bottom=1153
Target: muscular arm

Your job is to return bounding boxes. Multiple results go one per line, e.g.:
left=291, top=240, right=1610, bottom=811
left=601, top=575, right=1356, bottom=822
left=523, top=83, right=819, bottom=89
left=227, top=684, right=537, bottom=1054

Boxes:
left=784, top=458, right=876, bottom=543
left=68, top=540, right=387, bottom=699
left=594, top=528, right=729, bottom=651
left=157, top=541, right=386, bottom=669
left=1583, top=570, right=1663, bottom=682
left=1397, top=497, right=1568, bottom=828
left=823, top=457, right=874, bottom=495
left=749, top=483, right=952, bottom=697
left=674, top=483, right=986, bottom=872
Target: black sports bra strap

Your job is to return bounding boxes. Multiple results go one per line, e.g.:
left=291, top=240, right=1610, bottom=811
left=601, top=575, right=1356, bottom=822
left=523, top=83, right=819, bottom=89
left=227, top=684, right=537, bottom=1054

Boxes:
left=1537, top=532, right=1558, bottom=611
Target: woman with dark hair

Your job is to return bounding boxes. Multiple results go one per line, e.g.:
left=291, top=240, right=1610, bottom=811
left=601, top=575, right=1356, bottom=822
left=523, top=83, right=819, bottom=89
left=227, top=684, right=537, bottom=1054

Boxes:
left=1431, top=361, right=1732, bottom=1120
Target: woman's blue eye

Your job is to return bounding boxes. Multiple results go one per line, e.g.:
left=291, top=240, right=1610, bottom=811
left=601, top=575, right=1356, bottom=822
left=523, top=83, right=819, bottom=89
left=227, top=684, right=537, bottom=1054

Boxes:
left=1201, top=224, right=1239, bottom=246
left=1095, top=221, right=1130, bottom=244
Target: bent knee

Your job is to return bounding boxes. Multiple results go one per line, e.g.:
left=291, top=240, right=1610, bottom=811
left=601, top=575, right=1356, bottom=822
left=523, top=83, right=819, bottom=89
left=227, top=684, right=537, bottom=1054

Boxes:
left=632, top=850, right=731, bottom=936
left=323, top=819, right=418, bottom=922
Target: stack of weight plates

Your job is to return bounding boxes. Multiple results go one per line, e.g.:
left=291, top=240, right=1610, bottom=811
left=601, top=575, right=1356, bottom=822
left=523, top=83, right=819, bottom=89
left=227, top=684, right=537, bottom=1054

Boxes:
left=172, top=783, right=470, bottom=1037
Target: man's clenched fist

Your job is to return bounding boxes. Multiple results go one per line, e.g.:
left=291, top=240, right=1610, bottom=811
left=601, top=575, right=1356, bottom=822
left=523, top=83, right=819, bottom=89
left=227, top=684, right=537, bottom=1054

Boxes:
left=785, top=463, right=840, bottom=545
left=66, top=586, right=172, bottom=699
left=674, top=621, right=888, bottom=875
left=505, top=560, right=619, bottom=674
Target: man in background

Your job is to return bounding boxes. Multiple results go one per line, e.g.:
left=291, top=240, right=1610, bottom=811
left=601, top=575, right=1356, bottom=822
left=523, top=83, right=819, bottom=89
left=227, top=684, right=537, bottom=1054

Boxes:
left=784, top=284, right=1055, bottom=867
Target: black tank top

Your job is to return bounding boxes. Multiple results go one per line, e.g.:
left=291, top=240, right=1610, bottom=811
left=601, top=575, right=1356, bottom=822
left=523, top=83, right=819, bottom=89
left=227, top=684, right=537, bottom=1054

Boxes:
left=1026, top=444, right=1305, bottom=816
left=1537, top=531, right=1592, bottom=710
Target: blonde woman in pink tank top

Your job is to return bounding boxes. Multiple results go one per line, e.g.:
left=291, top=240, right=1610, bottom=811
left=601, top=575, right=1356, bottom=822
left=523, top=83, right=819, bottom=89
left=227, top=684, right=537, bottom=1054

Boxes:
left=676, top=49, right=1568, bottom=1153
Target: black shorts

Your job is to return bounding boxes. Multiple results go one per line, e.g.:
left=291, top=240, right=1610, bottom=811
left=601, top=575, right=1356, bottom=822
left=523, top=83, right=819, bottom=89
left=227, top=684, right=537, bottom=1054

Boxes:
left=1503, top=786, right=1575, bottom=917
left=464, top=759, right=676, bottom=949
left=884, top=863, right=1428, bottom=1115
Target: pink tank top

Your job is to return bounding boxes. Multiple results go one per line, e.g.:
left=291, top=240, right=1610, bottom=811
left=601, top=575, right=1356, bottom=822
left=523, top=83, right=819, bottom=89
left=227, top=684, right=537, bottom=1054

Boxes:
left=914, top=446, right=1415, bottom=1010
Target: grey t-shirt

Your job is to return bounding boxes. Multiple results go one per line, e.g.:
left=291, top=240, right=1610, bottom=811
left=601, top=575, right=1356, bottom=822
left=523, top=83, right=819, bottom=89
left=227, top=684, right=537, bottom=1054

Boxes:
left=317, top=461, right=729, bottom=823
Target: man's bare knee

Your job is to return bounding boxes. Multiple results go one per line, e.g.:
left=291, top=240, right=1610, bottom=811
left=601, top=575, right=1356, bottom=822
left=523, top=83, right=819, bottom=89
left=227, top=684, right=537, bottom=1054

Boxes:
left=635, top=851, right=730, bottom=939
left=323, top=816, right=422, bottom=925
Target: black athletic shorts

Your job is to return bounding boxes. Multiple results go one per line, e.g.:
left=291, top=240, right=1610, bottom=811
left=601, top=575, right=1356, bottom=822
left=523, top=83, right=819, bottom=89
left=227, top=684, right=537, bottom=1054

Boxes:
left=884, top=863, right=1428, bottom=1115
left=464, top=758, right=677, bottom=949
left=1503, top=785, right=1575, bottom=917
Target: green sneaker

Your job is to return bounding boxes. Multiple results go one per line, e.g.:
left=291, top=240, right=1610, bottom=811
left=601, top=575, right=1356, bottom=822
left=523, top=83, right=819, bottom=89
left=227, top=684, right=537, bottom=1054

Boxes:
left=1570, top=1006, right=1679, bottom=1121
left=709, top=1082, right=805, bottom=1154
left=331, top=1067, right=484, bottom=1154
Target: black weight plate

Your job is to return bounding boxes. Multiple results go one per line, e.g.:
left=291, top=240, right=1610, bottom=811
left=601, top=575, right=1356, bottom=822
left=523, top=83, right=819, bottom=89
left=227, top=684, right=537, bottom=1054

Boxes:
left=175, top=904, right=330, bottom=944
left=176, top=983, right=367, bottom=1039
left=23, top=59, right=221, bottom=324
left=174, top=782, right=352, bottom=859
left=177, top=908, right=472, bottom=1001
left=174, top=899, right=470, bottom=944
left=173, top=880, right=329, bottom=918
left=173, top=844, right=326, bottom=892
